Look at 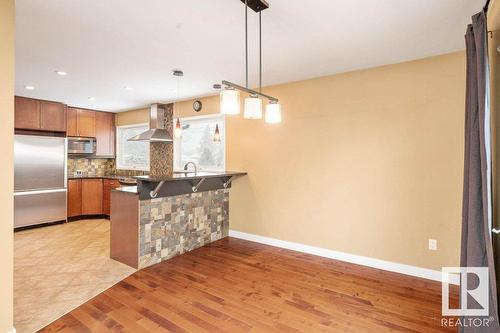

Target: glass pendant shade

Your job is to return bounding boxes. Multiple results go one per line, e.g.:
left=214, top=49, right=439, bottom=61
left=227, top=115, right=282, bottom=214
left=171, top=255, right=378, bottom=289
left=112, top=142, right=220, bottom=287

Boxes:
left=265, top=102, right=282, bottom=123
left=174, top=118, right=182, bottom=138
left=220, top=88, right=240, bottom=115
left=244, top=95, right=263, bottom=119
left=213, top=123, right=221, bottom=143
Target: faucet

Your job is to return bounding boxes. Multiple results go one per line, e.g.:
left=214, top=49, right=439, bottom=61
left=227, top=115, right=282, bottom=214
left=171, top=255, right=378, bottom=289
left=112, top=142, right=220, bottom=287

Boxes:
left=184, top=162, right=197, bottom=174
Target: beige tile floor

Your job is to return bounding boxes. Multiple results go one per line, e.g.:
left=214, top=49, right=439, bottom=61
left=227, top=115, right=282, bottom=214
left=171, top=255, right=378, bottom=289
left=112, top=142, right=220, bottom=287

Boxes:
left=14, top=219, right=136, bottom=333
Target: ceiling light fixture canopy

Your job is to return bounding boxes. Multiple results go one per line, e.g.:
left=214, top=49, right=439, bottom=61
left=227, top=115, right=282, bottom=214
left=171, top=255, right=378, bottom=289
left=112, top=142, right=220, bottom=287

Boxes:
left=219, top=0, right=281, bottom=123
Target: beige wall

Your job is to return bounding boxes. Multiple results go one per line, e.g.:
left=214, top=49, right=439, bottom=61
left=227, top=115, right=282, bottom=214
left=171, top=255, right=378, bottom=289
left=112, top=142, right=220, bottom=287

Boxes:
left=115, top=107, right=149, bottom=126
left=123, top=52, right=466, bottom=271
left=0, top=0, right=14, bottom=332
left=489, top=0, right=500, bottom=31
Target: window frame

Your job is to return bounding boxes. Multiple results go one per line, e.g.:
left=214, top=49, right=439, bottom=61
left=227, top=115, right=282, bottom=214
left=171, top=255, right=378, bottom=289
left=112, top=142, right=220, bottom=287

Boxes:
left=115, top=122, right=150, bottom=171
left=173, top=113, right=226, bottom=172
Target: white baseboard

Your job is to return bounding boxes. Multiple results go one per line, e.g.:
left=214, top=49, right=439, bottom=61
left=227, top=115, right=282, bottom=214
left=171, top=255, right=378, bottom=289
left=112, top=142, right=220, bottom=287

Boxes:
left=229, top=230, right=459, bottom=285
left=6, top=328, right=16, bottom=333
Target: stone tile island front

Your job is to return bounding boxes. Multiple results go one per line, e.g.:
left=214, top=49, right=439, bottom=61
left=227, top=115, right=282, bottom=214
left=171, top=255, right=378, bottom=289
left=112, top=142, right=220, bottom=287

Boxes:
left=110, top=171, right=246, bottom=269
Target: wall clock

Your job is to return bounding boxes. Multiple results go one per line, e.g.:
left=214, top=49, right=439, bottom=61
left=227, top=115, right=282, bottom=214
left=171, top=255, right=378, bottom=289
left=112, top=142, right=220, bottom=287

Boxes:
left=193, top=100, right=202, bottom=112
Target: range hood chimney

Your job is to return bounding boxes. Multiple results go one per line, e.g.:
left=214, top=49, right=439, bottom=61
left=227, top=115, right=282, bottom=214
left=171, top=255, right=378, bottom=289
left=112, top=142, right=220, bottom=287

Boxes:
left=127, top=104, right=173, bottom=142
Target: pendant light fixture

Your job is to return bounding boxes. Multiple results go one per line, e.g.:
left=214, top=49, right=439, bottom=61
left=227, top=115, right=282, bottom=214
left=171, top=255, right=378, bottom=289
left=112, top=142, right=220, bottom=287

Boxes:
left=173, top=70, right=183, bottom=138
left=220, top=86, right=240, bottom=115
left=265, top=101, right=282, bottom=123
left=213, top=123, right=221, bottom=143
left=243, top=2, right=262, bottom=119
left=220, top=0, right=281, bottom=123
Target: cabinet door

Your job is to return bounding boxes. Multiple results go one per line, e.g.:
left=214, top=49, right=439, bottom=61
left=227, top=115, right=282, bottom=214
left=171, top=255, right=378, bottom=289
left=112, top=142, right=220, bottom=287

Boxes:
left=81, top=179, right=103, bottom=215
left=15, top=96, right=40, bottom=130
left=67, top=179, right=82, bottom=218
left=95, top=112, right=115, bottom=156
left=40, top=101, right=66, bottom=132
left=66, top=107, right=78, bottom=136
left=103, top=179, right=110, bottom=215
left=77, top=109, right=96, bottom=137
left=103, top=179, right=120, bottom=215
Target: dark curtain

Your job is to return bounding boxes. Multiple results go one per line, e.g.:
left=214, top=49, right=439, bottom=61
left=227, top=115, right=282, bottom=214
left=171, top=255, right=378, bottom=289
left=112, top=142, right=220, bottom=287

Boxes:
left=461, top=10, right=499, bottom=332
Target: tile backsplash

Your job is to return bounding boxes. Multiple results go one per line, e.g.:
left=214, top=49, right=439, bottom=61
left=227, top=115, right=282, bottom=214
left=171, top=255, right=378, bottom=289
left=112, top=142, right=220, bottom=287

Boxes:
left=67, top=158, right=114, bottom=176
left=67, top=158, right=148, bottom=177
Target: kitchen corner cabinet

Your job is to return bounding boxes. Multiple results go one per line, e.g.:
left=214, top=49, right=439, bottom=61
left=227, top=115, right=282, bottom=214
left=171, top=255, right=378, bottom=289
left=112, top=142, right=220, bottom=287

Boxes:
left=67, top=107, right=96, bottom=137
left=81, top=179, right=103, bottom=215
left=15, top=96, right=66, bottom=132
left=68, top=178, right=119, bottom=219
left=95, top=112, right=115, bottom=156
left=67, top=179, right=82, bottom=218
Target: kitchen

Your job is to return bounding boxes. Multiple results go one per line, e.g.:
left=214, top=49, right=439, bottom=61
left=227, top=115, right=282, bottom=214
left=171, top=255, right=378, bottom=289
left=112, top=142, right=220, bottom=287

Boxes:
left=13, top=88, right=244, bottom=333
left=14, top=97, right=124, bottom=229
left=13, top=96, right=138, bottom=333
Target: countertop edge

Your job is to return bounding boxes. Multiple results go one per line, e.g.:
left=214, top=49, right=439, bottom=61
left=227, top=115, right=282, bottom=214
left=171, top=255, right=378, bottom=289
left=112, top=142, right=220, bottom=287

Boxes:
left=134, top=171, right=247, bottom=182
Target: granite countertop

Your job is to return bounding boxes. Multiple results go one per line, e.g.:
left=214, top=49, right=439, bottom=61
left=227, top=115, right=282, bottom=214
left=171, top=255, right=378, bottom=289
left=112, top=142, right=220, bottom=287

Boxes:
left=112, top=186, right=139, bottom=194
left=134, top=171, right=247, bottom=182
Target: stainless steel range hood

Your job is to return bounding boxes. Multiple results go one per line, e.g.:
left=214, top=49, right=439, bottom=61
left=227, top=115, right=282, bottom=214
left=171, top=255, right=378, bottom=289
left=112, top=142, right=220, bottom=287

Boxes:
left=127, top=104, right=173, bottom=142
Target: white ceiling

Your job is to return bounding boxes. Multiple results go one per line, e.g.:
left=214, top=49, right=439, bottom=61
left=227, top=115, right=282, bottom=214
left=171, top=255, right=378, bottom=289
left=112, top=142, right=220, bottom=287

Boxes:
left=15, top=0, right=484, bottom=112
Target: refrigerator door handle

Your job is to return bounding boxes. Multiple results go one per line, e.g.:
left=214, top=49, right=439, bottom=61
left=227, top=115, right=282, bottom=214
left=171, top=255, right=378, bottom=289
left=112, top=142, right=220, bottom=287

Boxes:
left=14, top=188, right=67, bottom=196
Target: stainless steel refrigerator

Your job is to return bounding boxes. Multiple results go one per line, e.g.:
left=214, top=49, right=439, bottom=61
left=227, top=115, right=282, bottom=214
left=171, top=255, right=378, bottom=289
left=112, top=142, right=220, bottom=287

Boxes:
left=14, top=135, right=67, bottom=228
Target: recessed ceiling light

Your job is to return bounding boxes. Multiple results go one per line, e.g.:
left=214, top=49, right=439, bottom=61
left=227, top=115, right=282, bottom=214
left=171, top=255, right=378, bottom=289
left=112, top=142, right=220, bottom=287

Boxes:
left=124, top=86, right=134, bottom=91
left=24, top=85, right=35, bottom=90
left=55, top=70, right=67, bottom=76
left=88, top=97, right=96, bottom=101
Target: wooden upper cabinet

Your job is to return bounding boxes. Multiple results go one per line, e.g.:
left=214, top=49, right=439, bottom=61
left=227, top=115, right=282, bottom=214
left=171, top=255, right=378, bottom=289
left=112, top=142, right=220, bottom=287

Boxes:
left=15, top=96, right=67, bottom=132
left=77, top=109, right=96, bottom=137
left=81, top=179, right=103, bottom=215
left=67, top=107, right=97, bottom=138
left=95, top=112, right=115, bottom=156
left=40, top=101, right=66, bottom=131
left=66, top=107, right=78, bottom=136
left=15, top=96, right=41, bottom=130
left=67, top=179, right=82, bottom=218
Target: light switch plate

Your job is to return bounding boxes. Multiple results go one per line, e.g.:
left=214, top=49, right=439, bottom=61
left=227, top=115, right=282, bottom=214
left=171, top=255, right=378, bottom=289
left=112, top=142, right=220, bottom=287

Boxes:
left=428, top=239, right=437, bottom=251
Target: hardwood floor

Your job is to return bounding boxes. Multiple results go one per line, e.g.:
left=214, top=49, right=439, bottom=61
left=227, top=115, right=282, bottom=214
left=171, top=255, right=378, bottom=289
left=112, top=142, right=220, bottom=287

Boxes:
left=39, top=237, right=458, bottom=332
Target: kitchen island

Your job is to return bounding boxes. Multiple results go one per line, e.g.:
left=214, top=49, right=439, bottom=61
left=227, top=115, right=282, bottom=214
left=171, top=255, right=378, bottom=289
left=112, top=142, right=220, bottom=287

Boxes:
left=110, top=171, right=246, bottom=269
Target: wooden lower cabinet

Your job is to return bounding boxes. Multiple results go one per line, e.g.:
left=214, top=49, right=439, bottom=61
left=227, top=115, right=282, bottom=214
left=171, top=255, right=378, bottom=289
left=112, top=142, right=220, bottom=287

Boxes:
left=103, top=179, right=121, bottom=215
left=68, top=178, right=121, bottom=219
left=67, top=179, right=82, bottom=218
left=81, top=179, right=103, bottom=215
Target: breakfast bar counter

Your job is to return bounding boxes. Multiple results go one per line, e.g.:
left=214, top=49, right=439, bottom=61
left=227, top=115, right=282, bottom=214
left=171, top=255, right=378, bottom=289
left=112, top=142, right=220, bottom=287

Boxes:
left=110, top=171, right=246, bottom=269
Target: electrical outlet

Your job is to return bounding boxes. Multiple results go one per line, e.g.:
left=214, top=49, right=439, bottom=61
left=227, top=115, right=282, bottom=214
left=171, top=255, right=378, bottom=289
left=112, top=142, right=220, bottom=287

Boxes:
left=428, top=239, right=437, bottom=251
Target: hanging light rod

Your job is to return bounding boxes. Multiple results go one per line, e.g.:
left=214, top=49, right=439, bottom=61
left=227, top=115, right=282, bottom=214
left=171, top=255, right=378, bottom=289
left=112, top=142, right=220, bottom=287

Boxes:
left=239, top=0, right=268, bottom=12
left=222, top=80, right=278, bottom=103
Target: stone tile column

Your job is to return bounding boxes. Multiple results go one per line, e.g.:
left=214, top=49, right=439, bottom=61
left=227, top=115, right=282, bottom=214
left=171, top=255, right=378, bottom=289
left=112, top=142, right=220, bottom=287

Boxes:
left=149, top=103, right=173, bottom=178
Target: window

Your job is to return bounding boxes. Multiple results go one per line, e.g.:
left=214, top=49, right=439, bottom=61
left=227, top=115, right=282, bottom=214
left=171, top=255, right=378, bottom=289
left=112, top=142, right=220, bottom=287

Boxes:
left=116, top=123, right=150, bottom=170
left=174, top=114, right=225, bottom=172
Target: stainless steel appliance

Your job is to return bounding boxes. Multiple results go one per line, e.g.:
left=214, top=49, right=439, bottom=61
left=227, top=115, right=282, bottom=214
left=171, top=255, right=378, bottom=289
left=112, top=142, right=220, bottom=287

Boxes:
left=127, top=104, right=173, bottom=142
left=14, top=135, right=67, bottom=228
left=68, top=137, right=95, bottom=155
